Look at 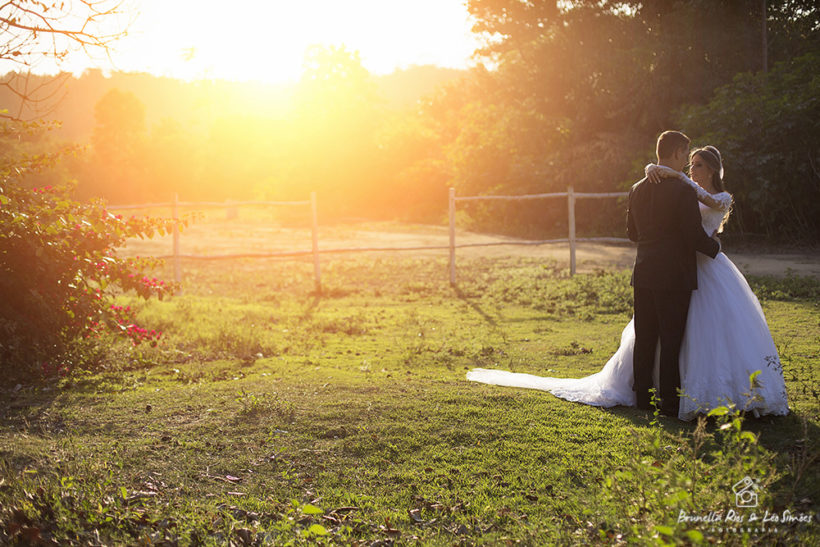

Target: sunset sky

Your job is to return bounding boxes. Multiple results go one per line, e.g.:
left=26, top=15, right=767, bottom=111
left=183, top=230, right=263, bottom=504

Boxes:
left=50, top=0, right=483, bottom=83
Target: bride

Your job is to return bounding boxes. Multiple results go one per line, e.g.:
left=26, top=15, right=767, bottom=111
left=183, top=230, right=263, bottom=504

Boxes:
left=466, top=146, right=789, bottom=420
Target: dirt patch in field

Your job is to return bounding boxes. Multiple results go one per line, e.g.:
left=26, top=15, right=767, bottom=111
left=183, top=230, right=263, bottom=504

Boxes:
left=118, top=219, right=820, bottom=279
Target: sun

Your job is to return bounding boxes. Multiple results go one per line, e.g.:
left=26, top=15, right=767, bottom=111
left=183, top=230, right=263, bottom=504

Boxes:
left=89, top=0, right=480, bottom=83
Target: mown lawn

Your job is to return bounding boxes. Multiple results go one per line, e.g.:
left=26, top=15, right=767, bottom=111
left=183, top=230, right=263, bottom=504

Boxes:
left=1, top=256, right=818, bottom=545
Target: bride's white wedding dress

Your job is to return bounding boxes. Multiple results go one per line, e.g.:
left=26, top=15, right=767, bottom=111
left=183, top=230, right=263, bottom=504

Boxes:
left=466, top=177, right=789, bottom=421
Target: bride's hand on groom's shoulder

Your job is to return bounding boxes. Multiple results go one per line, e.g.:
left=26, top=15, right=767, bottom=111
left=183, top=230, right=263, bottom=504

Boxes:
left=645, top=163, right=681, bottom=184
left=644, top=163, right=664, bottom=184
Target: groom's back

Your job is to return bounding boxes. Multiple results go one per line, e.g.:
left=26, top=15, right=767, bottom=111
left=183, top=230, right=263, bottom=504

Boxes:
left=627, top=177, right=699, bottom=290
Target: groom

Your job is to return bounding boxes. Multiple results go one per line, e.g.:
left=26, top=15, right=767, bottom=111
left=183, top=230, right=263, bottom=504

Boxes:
left=627, top=130, right=720, bottom=417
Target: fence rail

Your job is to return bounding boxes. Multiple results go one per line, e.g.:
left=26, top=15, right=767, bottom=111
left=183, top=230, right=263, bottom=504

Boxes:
left=110, top=200, right=310, bottom=210
left=448, top=187, right=629, bottom=283
left=109, top=193, right=322, bottom=291
left=109, top=187, right=630, bottom=290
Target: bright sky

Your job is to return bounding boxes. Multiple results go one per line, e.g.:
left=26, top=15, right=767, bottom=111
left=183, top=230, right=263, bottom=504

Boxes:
left=66, top=0, right=483, bottom=83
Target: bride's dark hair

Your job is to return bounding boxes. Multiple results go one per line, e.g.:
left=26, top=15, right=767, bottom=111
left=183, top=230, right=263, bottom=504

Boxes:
left=690, top=146, right=724, bottom=192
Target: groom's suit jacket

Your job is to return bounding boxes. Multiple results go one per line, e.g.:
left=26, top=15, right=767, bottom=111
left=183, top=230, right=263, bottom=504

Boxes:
left=627, top=176, right=720, bottom=290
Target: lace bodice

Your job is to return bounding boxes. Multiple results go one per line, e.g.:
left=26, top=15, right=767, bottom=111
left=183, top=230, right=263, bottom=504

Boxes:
left=700, top=196, right=731, bottom=236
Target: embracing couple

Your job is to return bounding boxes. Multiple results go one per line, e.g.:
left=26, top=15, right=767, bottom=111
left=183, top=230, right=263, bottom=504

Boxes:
left=467, top=130, right=789, bottom=421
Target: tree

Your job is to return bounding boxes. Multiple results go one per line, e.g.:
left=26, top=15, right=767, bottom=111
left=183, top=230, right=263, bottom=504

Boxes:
left=678, top=52, right=820, bottom=241
left=82, top=88, right=148, bottom=201
left=431, top=0, right=820, bottom=238
left=1, top=0, right=128, bottom=120
left=767, top=0, right=820, bottom=64
left=466, top=1, right=773, bottom=143
left=291, top=45, right=384, bottom=217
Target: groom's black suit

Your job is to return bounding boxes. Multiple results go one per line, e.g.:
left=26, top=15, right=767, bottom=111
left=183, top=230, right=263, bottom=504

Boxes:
left=627, top=175, right=720, bottom=415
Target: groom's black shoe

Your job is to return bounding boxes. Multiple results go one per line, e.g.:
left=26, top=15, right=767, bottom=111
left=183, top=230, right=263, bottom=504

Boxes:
left=658, top=391, right=680, bottom=418
left=660, top=402, right=680, bottom=418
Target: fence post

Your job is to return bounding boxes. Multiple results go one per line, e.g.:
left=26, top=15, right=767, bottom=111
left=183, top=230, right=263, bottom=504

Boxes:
left=568, top=186, right=576, bottom=276
left=310, top=191, right=321, bottom=293
left=449, top=187, right=456, bottom=285
left=172, top=192, right=181, bottom=284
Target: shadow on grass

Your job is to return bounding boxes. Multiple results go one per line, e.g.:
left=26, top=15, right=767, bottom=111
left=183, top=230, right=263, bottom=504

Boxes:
left=609, top=400, right=818, bottom=468
left=0, top=383, right=66, bottom=438
left=742, top=409, right=820, bottom=451
left=547, top=395, right=809, bottom=443
left=452, top=284, right=498, bottom=328
left=299, top=294, right=321, bottom=322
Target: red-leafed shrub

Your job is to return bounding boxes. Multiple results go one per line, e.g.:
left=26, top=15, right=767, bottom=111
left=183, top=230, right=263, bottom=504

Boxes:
left=1, top=130, right=180, bottom=383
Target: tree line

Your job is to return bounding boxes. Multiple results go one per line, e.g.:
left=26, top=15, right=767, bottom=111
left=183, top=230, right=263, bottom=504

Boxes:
left=2, top=1, right=818, bottom=241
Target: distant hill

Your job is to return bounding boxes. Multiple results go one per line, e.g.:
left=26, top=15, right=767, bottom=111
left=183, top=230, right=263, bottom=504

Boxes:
left=0, top=65, right=465, bottom=142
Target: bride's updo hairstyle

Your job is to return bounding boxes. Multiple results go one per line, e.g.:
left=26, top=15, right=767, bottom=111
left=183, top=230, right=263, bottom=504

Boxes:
left=690, top=146, right=725, bottom=192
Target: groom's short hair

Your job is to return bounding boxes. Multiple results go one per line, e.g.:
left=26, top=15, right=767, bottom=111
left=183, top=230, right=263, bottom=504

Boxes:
left=656, top=130, right=690, bottom=159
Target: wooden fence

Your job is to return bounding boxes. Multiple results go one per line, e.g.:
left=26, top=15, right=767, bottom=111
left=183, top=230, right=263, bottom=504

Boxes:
left=108, top=187, right=629, bottom=291
left=448, top=187, right=629, bottom=283
left=109, top=193, right=321, bottom=290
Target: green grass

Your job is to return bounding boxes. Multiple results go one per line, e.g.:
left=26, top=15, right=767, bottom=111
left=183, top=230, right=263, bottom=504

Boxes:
left=1, top=256, right=818, bottom=545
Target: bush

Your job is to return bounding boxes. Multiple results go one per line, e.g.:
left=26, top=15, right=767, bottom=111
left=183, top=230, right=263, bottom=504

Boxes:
left=0, top=128, right=180, bottom=383
left=677, top=52, right=820, bottom=242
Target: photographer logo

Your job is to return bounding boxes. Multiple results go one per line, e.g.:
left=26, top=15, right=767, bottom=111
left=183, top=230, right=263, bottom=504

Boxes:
left=732, top=476, right=759, bottom=508
left=678, top=475, right=814, bottom=536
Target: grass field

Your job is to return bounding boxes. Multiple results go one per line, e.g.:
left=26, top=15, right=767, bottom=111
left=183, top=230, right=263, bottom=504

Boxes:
left=1, top=254, right=818, bottom=545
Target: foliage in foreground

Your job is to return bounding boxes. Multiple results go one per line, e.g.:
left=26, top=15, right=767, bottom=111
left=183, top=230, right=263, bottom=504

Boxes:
left=0, top=122, right=178, bottom=382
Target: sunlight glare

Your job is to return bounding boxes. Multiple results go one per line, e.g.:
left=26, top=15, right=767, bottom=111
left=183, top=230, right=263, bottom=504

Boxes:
left=97, top=0, right=480, bottom=82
